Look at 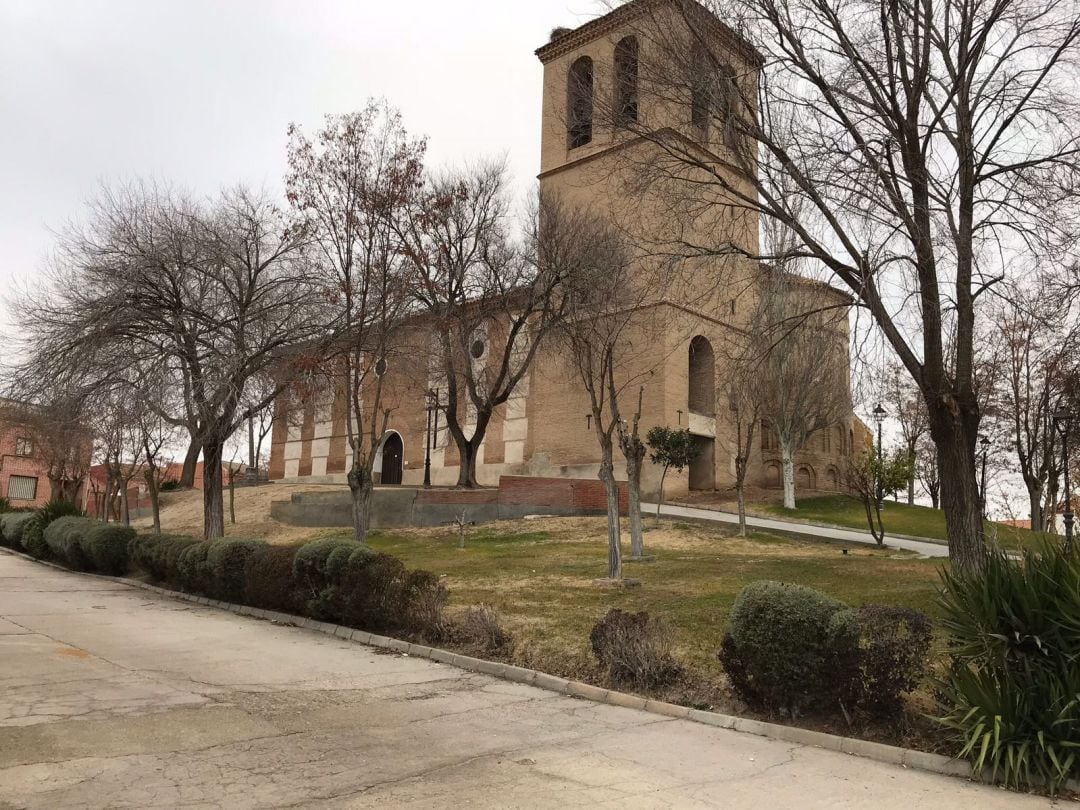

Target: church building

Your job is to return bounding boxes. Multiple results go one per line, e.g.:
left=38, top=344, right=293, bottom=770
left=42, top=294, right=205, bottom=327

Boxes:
left=269, top=0, right=868, bottom=500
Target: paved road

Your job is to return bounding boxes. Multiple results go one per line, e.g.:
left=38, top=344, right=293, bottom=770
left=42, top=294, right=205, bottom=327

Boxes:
left=645, top=502, right=950, bottom=558
left=0, top=552, right=1052, bottom=809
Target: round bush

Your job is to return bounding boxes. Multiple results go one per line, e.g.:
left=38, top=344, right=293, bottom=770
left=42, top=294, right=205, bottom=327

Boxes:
left=293, top=537, right=364, bottom=595
left=719, top=580, right=847, bottom=716
left=129, top=533, right=201, bottom=583
left=21, top=517, right=49, bottom=560
left=244, top=544, right=301, bottom=613
left=206, top=538, right=269, bottom=601
left=176, top=542, right=212, bottom=593
left=44, top=516, right=96, bottom=569
left=84, top=523, right=135, bottom=576
left=2, top=512, right=36, bottom=548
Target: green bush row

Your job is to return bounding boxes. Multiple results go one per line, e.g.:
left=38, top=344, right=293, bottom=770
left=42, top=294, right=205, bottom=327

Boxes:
left=127, top=533, right=446, bottom=641
left=42, top=516, right=134, bottom=575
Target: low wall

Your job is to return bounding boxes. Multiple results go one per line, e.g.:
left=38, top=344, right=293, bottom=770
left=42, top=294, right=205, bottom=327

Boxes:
left=270, top=475, right=629, bottom=529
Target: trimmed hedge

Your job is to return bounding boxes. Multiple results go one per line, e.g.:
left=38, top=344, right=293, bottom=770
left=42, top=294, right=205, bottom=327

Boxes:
left=44, top=516, right=96, bottom=569
left=129, top=533, right=201, bottom=583
left=244, top=543, right=301, bottom=613
left=205, top=538, right=269, bottom=601
left=719, top=580, right=848, bottom=716
left=176, top=542, right=212, bottom=593
left=84, top=523, right=135, bottom=576
left=21, top=518, right=49, bottom=560
left=0, top=512, right=35, bottom=548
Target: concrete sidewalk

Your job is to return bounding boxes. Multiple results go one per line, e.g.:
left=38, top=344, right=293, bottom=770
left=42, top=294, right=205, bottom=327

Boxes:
left=0, top=552, right=1049, bottom=809
left=645, top=501, right=950, bottom=557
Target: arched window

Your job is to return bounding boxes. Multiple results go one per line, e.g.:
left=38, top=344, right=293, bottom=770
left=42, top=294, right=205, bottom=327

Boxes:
left=614, top=36, right=639, bottom=125
left=568, top=56, right=594, bottom=148
left=797, top=465, right=816, bottom=491
left=688, top=336, right=715, bottom=415
left=765, top=462, right=782, bottom=488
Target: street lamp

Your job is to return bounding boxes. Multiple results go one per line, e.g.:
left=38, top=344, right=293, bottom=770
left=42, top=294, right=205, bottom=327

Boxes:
left=872, top=403, right=886, bottom=510
left=423, top=388, right=441, bottom=489
left=1053, top=406, right=1074, bottom=554
left=978, top=434, right=990, bottom=519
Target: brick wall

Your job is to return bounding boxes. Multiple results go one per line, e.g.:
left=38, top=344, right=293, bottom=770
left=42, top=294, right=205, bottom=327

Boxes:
left=497, top=475, right=628, bottom=514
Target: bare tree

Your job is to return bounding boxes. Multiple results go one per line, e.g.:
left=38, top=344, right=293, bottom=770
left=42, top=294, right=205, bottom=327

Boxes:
left=286, top=102, right=425, bottom=541
left=600, top=0, right=1080, bottom=569
left=12, top=182, right=321, bottom=539
left=0, top=396, right=91, bottom=505
left=721, top=357, right=760, bottom=536
left=756, top=268, right=851, bottom=508
left=395, top=162, right=571, bottom=489
left=989, top=288, right=1078, bottom=531
left=880, top=361, right=930, bottom=505
left=914, top=435, right=941, bottom=509
left=555, top=200, right=643, bottom=580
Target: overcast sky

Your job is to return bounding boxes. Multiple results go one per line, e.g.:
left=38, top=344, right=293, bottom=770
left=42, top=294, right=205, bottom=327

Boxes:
left=0, top=0, right=603, bottom=291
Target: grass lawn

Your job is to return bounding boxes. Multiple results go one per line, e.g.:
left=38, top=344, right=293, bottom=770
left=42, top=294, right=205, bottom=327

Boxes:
left=757, top=494, right=1050, bottom=551
left=319, top=516, right=945, bottom=683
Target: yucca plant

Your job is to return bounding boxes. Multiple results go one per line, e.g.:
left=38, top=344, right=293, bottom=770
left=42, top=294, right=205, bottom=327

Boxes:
left=936, top=545, right=1080, bottom=792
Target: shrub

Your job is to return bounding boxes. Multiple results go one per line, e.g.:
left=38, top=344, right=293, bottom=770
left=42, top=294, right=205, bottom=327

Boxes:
left=0, top=496, right=11, bottom=513
left=129, top=533, right=201, bottom=583
left=828, top=604, right=932, bottom=719
left=83, top=523, right=135, bottom=576
left=44, top=516, right=96, bottom=569
left=401, top=569, right=448, bottom=640
left=21, top=518, right=48, bottom=559
left=456, top=604, right=513, bottom=654
left=176, top=542, right=212, bottom=593
left=935, top=547, right=1080, bottom=792
left=1, top=512, right=35, bottom=548
left=719, top=580, right=847, bottom=716
left=244, top=544, right=301, bottom=613
left=293, top=537, right=360, bottom=596
left=590, top=608, right=681, bottom=690
left=205, top=538, right=269, bottom=601
left=36, top=498, right=84, bottom=526
left=338, top=552, right=407, bottom=631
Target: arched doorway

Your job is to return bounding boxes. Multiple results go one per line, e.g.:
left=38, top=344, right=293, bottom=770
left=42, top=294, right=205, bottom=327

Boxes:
left=687, top=336, right=716, bottom=490
left=378, top=432, right=403, bottom=485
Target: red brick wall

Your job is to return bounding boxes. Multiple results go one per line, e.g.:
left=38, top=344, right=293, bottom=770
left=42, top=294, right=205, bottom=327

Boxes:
left=497, top=476, right=628, bottom=514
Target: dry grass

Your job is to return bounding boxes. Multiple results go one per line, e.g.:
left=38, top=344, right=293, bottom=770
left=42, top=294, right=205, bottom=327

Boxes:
left=132, top=483, right=346, bottom=543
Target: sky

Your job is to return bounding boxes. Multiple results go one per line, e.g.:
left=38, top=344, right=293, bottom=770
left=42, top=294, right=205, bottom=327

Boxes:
left=0, top=0, right=603, bottom=292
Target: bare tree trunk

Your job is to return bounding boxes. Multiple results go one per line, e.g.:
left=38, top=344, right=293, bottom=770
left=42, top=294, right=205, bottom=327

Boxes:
left=145, top=470, right=161, bottom=534
left=738, top=479, right=747, bottom=535
left=907, top=468, right=916, bottom=506
left=780, top=442, right=796, bottom=509
left=1028, top=486, right=1044, bottom=536
left=933, top=425, right=985, bottom=570
left=121, top=484, right=130, bottom=526
left=455, top=441, right=481, bottom=488
left=179, top=437, right=201, bottom=489
left=626, top=448, right=645, bottom=558
left=348, top=462, right=374, bottom=542
left=598, top=445, right=622, bottom=580
left=202, top=438, right=226, bottom=540
left=655, top=466, right=668, bottom=522
left=228, top=472, right=236, bottom=525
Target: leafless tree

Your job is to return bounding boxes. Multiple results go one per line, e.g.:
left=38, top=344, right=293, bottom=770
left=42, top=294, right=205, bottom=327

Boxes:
left=600, top=0, right=1080, bottom=569
left=395, top=162, right=572, bottom=489
left=718, top=342, right=760, bottom=536
left=755, top=268, right=851, bottom=508
left=286, top=102, right=425, bottom=541
left=988, top=287, right=1078, bottom=531
left=914, top=435, right=941, bottom=509
left=0, top=395, right=91, bottom=505
left=880, top=361, right=930, bottom=505
left=11, top=182, right=321, bottom=539
left=555, top=199, right=647, bottom=580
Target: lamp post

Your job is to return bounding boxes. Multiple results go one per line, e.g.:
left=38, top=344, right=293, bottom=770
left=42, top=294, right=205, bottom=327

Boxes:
left=1053, top=406, right=1074, bottom=554
left=423, top=388, right=440, bottom=489
left=978, top=435, right=990, bottom=519
left=872, top=403, right=886, bottom=510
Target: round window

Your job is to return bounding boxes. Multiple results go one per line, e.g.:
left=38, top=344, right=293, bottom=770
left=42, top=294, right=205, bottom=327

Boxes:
left=374, top=357, right=388, bottom=377
left=470, top=339, right=485, bottom=359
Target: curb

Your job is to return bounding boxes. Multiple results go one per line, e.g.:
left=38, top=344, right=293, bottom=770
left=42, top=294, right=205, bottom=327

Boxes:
left=1, top=546, right=1070, bottom=793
